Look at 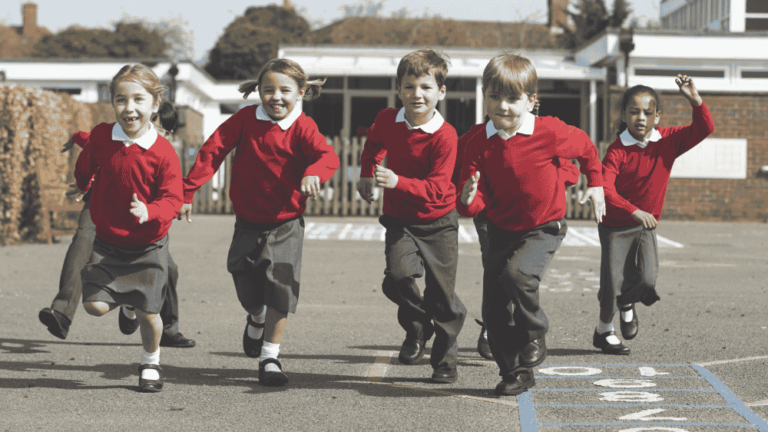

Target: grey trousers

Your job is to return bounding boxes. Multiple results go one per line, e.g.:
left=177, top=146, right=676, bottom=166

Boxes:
left=483, top=218, right=566, bottom=376
left=597, top=224, right=660, bottom=311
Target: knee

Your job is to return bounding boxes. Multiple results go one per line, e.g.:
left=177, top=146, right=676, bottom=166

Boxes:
left=83, top=302, right=108, bottom=316
left=499, top=266, right=533, bottom=292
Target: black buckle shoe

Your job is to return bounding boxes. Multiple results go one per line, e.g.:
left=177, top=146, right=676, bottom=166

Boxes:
left=431, top=367, right=458, bottom=384
left=475, top=319, right=493, bottom=360
left=495, top=370, right=535, bottom=396
left=592, top=329, right=631, bottom=355
left=259, top=358, right=289, bottom=386
left=118, top=307, right=139, bottom=335
left=520, top=337, right=547, bottom=368
left=138, top=364, right=163, bottom=392
left=398, top=336, right=426, bottom=365
left=160, top=332, right=196, bottom=348
left=243, top=314, right=265, bottom=358
left=39, top=308, right=70, bottom=340
left=619, top=304, right=638, bottom=340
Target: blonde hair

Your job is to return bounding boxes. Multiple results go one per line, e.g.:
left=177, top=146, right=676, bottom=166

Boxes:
left=110, top=64, right=165, bottom=103
left=482, top=53, right=537, bottom=98
left=396, top=49, right=450, bottom=89
left=238, top=59, right=324, bottom=101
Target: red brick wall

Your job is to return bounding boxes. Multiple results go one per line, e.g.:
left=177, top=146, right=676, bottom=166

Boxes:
left=607, top=88, right=768, bottom=222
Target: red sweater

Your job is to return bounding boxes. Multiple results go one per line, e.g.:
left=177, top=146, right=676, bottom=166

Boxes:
left=183, top=105, right=339, bottom=223
left=601, top=103, right=715, bottom=227
left=361, top=108, right=458, bottom=223
left=456, top=117, right=604, bottom=231
left=74, top=123, right=183, bottom=247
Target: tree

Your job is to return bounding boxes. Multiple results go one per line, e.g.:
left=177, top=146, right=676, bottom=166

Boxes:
left=117, top=13, right=195, bottom=61
left=557, top=0, right=631, bottom=49
left=31, top=22, right=168, bottom=59
left=204, top=5, right=310, bottom=81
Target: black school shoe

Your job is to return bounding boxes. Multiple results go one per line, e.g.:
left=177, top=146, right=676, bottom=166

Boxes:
left=398, top=337, right=426, bottom=365
left=475, top=319, right=493, bottom=360
left=619, top=304, right=639, bottom=340
left=138, top=364, right=163, bottom=392
left=431, top=367, right=458, bottom=384
left=118, top=307, right=139, bottom=335
left=520, top=338, right=547, bottom=368
left=243, top=314, right=265, bottom=358
left=39, top=308, right=71, bottom=340
left=495, top=370, right=536, bottom=396
left=160, top=332, right=196, bottom=348
left=259, top=358, right=289, bottom=386
left=592, top=329, right=631, bottom=355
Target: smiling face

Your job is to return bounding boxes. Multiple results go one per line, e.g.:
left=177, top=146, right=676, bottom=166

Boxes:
left=397, top=72, right=446, bottom=126
left=484, top=88, right=536, bottom=135
left=258, top=71, right=304, bottom=121
left=112, top=81, right=159, bottom=139
left=622, top=93, right=661, bottom=141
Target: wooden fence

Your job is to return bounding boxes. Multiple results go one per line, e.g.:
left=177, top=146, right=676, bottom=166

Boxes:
left=187, top=136, right=611, bottom=220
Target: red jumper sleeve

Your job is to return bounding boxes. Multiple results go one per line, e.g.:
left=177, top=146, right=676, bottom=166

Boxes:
left=670, top=102, right=716, bottom=158
left=360, top=111, right=388, bottom=178
left=74, top=139, right=95, bottom=192
left=393, top=129, right=457, bottom=203
left=300, top=119, right=340, bottom=183
left=145, top=148, right=184, bottom=223
left=602, top=147, right=638, bottom=218
left=182, top=110, right=244, bottom=203
left=556, top=158, right=581, bottom=187
left=550, top=119, right=604, bottom=187
left=73, top=131, right=90, bottom=148
left=451, top=131, right=471, bottom=191
left=455, top=140, right=488, bottom=217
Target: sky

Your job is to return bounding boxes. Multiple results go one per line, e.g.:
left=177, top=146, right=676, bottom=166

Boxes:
left=4, top=0, right=662, bottom=63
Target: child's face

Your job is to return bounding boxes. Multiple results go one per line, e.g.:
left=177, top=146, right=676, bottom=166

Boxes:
left=484, top=88, right=536, bottom=133
left=112, top=81, right=159, bottom=139
left=397, top=72, right=446, bottom=124
left=259, top=71, right=305, bottom=121
left=622, top=93, right=660, bottom=141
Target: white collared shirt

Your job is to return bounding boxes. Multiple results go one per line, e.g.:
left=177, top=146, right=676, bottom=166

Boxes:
left=619, top=128, right=662, bottom=149
left=395, top=108, right=445, bottom=134
left=256, top=102, right=303, bottom=131
left=111, top=123, right=158, bottom=150
left=485, top=111, right=536, bottom=140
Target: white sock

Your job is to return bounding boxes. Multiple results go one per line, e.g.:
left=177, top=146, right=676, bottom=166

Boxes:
left=122, top=307, right=136, bottom=320
left=247, top=306, right=267, bottom=339
left=140, top=349, right=160, bottom=380
left=620, top=304, right=634, bottom=322
left=483, top=329, right=488, bottom=341
left=261, top=342, right=281, bottom=372
left=596, top=320, right=613, bottom=334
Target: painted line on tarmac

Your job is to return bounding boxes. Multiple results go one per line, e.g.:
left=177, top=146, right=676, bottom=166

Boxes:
left=691, top=364, right=768, bottom=431
left=366, top=350, right=395, bottom=383
left=696, top=355, right=768, bottom=367
left=747, top=400, right=768, bottom=407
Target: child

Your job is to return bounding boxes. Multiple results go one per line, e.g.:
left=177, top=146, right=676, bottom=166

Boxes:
left=453, top=102, right=581, bottom=361
left=457, top=53, right=605, bottom=396
left=593, top=75, right=714, bottom=354
left=358, top=49, right=466, bottom=384
left=178, top=59, right=339, bottom=386
left=74, top=64, right=184, bottom=392
left=39, top=102, right=195, bottom=349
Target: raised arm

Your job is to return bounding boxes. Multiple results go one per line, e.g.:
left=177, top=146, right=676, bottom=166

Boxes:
left=669, top=76, right=715, bottom=157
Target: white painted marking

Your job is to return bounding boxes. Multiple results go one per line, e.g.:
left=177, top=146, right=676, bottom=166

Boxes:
left=458, top=224, right=473, bottom=243
left=567, top=228, right=602, bottom=246
left=600, top=391, right=664, bottom=402
left=366, top=350, right=395, bottom=383
left=640, top=367, right=670, bottom=377
left=696, top=355, right=768, bottom=366
left=338, top=223, right=353, bottom=240
left=656, top=236, right=684, bottom=248
left=594, top=379, right=656, bottom=388
left=619, top=409, right=687, bottom=421
left=538, top=366, right=602, bottom=376
left=618, top=428, right=689, bottom=432
left=747, top=399, right=768, bottom=407
left=304, top=222, right=316, bottom=236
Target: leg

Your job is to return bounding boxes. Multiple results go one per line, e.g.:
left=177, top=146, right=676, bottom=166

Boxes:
left=83, top=301, right=117, bottom=317
left=472, top=215, right=493, bottom=360
left=159, top=255, right=196, bottom=348
left=136, top=310, right=164, bottom=392
left=136, top=310, right=163, bottom=353
left=264, top=307, right=287, bottom=344
left=594, top=224, right=635, bottom=354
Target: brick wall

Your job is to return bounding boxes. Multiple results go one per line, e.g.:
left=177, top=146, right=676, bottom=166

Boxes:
left=607, top=88, right=768, bottom=222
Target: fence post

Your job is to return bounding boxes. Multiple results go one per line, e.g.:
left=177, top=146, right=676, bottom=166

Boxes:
left=350, top=137, right=359, bottom=216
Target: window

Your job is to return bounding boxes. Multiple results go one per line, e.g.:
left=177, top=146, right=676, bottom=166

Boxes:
left=44, top=88, right=81, bottom=95
left=746, top=0, right=768, bottom=13
left=321, top=77, right=343, bottom=90
left=347, top=77, right=391, bottom=90
left=635, top=69, right=725, bottom=78
left=445, top=78, right=476, bottom=92
left=742, top=70, right=768, bottom=79
left=745, top=18, right=768, bottom=30
left=303, top=93, right=343, bottom=137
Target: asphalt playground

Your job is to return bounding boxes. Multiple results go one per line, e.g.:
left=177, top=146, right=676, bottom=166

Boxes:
left=1, top=215, right=767, bottom=431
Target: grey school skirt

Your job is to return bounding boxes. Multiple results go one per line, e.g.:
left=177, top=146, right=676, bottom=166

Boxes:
left=81, top=235, right=169, bottom=314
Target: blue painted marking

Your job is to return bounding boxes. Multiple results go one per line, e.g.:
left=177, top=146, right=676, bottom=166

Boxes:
left=540, top=422, right=753, bottom=427
left=537, top=376, right=703, bottom=379
left=517, top=392, right=538, bottom=432
left=540, top=363, right=691, bottom=367
left=532, top=389, right=716, bottom=392
left=692, top=364, right=768, bottom=432
left=538, top=404, right=730, bottom=408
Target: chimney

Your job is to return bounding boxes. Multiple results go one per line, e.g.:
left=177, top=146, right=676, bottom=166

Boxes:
left=548, top=0, right=569, bottom=34
left=22, top=2, right=38, bottom=37
left=283, top=0, right=295, bottom=10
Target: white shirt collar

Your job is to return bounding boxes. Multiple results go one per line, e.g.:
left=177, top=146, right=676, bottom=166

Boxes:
left=620, top=128, right=662, bottom=148
left=395, top=108, right=445, bottom=134
left=112, top=123, right=158, bottom=150
left=256, top=102, right=303, bottom=130
left=485, top=111, right=536, bottom=140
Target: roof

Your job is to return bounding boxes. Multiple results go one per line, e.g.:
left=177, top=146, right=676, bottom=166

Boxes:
left=310, top=16, right=563, bottom=50
left=0, top=25, right=51, bottom=58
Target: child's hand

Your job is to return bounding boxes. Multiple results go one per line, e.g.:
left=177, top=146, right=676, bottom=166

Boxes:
left=460, top=172, right=481, bottom=206
left=301, top=175, right=321, bottom=199
left=357, top=177, right=375, bottom=203
left=675, top=74, right=702, bottom=106
left=177, top=203, right=192, bottom=223
left=65, top=183, right=85, bottom=202
left=631, top=209, right=657, bottom=229
left=61, top=138, right=76, bottom=153
left=374, top=164, right=398, bottom=189
left=130, top=193, right=149, bottom=224
left=580, top=186, right=606, bottom=224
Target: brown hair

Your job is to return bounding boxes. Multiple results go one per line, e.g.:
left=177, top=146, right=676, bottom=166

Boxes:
left=482, top=53, right=537, bottom=99
left=238, top=58, right=324, bottom=101
left=109, top=64, right=165, bottom=104
left=396, top=49, right=450, bottom=89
